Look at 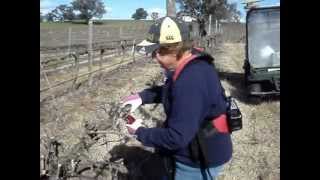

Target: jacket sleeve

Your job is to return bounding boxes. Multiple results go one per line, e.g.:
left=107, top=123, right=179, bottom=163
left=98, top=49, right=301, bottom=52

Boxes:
left=135, top=67, right=208, bottom=151
left=138, top=85, right=163, bottom=104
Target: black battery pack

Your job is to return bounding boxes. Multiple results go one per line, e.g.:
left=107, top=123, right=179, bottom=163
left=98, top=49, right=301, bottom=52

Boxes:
left=226, top=96, right=242, bottom=133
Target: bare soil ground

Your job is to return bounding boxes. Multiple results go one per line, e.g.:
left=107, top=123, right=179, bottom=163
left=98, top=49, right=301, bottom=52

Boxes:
left=40, top=43, right=279, bottom=180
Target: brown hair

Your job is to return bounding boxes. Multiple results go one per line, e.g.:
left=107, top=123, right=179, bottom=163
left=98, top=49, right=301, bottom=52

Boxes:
left=155, top=41, right=193, bottom=60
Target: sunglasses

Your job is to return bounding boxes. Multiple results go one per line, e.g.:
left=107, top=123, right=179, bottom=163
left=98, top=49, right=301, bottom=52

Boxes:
left=152, top=47, right=174, bottom=58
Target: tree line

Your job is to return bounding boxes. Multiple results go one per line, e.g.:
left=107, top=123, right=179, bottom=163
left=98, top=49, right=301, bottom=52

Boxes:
left=41, top=0, right=106, bottom=23
left=40, top=0, right=241, bottom=23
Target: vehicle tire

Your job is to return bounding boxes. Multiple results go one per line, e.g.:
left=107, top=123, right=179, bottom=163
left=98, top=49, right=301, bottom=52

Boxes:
left=248, top=95, right=261, bottom=104
left=249, top=83, right=262, bottom=93
left=247, top=83, right=262, bottom=104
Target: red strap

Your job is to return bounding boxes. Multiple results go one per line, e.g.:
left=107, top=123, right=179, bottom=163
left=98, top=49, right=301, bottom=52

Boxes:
left=173, top=47, right=207, bottom=81
left=194, top=47, right=205, bottom=52
left=211, top=114, right=229, bottom=133
left=173, top=54, right=197, bottom=81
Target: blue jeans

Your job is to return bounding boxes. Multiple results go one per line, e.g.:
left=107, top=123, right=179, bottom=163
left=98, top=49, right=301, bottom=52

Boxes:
left=174, top=161, right=224, bottom=180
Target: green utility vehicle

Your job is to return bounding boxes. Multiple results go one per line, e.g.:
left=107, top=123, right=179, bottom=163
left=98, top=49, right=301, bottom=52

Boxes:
left=244, top=5, right=280, bottom=96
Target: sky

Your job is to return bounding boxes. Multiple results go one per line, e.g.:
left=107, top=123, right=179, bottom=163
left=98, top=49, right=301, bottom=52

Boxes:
left=40, top=0, right=280, bottom=22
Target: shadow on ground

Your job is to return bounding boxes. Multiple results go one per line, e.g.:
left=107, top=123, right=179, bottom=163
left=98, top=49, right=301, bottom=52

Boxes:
left=109, top=144, right=168, bottom=180
left=217, top=71, right=280, bottom=105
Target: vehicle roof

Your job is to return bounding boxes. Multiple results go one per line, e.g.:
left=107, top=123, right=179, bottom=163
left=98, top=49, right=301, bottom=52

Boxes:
left=249, top=5, right=280, bottom=11
left=246, top=5, right=280, bottom=20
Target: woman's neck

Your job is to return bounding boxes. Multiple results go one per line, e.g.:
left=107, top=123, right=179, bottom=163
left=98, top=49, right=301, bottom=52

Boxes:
left=176, top=50, right=193, bottom=67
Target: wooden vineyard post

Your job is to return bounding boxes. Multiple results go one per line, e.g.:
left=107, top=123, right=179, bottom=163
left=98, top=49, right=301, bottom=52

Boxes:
left=167, top=0, right=176, bottom=17
left=99, top=48, right=104, bottom=80
left=121, top=40, right=126, bottom=62
left=71, top=52, right=80, bottom=90
left=88, top=20, right=93, bottom=87
left=132, top=39, right=136, bottom=62
left=119, top=26, right=122, bottom=39
left=118, top=41, right=122, bottom=63
left=215, top=20, right=218, bottom=34
left=208, top=14, right=212, bottom=36
left=67, top=27, right=72, bottom=56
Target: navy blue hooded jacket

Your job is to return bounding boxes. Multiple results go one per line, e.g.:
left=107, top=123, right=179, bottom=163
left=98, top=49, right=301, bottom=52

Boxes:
left=136, top=50, right=233, bottom=167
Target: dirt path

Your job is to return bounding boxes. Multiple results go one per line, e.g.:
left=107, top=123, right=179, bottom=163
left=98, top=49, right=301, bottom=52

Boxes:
left=40, top=43, right=279, bottom=180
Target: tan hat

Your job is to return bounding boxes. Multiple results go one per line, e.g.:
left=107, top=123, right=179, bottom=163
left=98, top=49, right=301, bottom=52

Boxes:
left=136, top=16, right=190, bottom=53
